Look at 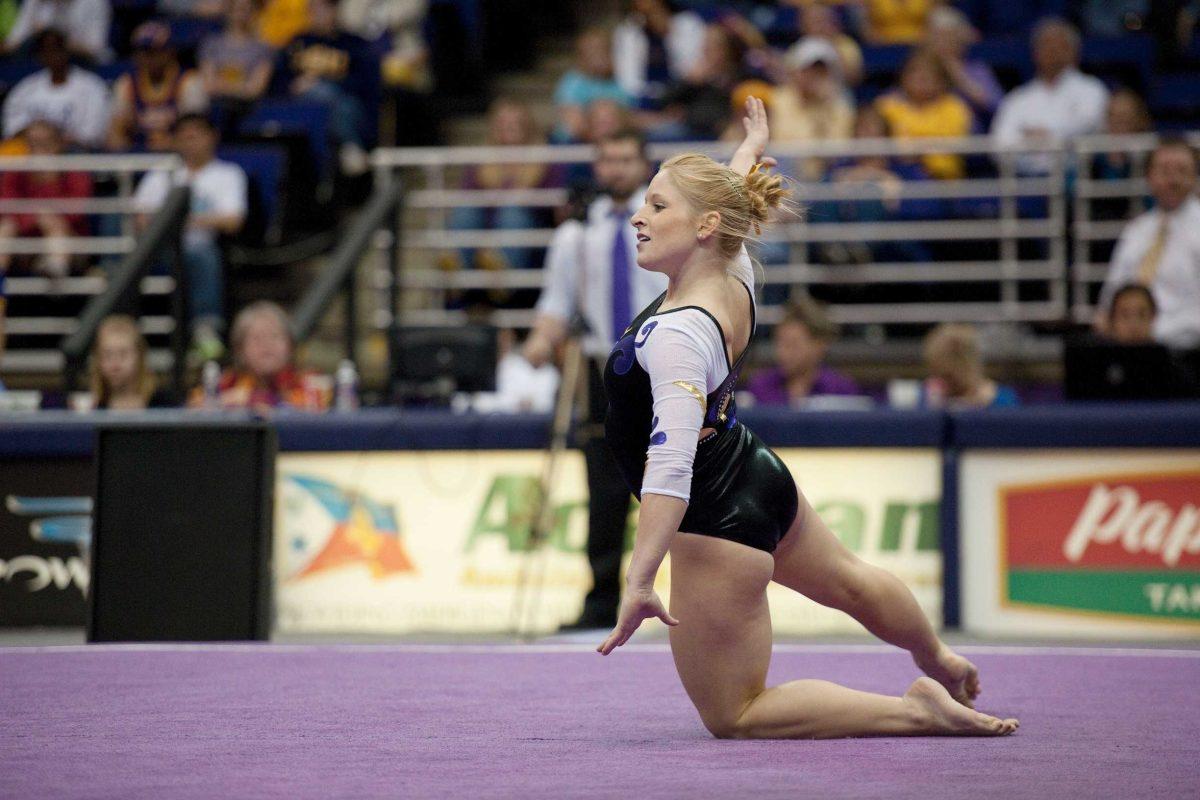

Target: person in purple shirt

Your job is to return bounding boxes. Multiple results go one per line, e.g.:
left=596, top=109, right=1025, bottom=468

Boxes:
left=744, top=296, right=861, bottom=407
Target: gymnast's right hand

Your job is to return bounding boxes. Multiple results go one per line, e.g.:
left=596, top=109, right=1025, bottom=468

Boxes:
left=597, top=588, right=678, bottom=655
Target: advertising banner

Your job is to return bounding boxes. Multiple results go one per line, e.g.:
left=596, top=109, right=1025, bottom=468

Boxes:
left=275, top=448, right=942, bottom=636
left=961, top=451, right=1200, bottom=637
left=0, top=459, right=92, bottom=626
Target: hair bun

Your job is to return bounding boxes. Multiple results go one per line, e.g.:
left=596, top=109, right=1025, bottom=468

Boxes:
left=744, top=164, right=789, bottom=233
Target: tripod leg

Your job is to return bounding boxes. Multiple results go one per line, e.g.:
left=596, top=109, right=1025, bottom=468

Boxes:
left=510, top=336, right=587, bottom=638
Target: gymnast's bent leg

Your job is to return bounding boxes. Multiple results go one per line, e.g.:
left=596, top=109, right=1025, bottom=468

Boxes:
left=771, top=490, right=983, bottom=709
left=667, top=532, right=1018, bottom=739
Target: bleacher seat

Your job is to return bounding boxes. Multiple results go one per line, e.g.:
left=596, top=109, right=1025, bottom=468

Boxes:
left=238, top=101, right=331, bottom=176
left=218, top=143, right=288, bottom=245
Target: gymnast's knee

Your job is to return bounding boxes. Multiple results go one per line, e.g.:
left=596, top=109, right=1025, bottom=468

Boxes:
left=699, top=701, right=759, bottom=740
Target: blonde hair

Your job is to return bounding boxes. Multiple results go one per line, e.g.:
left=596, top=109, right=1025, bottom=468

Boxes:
left=230, top=301, right=293, bottom=372
left=88, top=314, right=157, bottom=405
left=781, top=295, right=838, bottom=342
left=923, top=323, right=982, bottom=373
left=660, top=154, right=790, bottom=259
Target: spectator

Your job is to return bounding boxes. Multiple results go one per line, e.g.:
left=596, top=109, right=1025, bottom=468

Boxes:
left=583, top=97, right=632, bottom=144
left=644, top=23, right=748, bottom=141
left=862, top=0, right=938, bottom=44
left=108, top=21, right=208, bottom=152
left=612, top=0, right=705, bottom=105
left=818, top=106, right=935, bottom=264
left=554, top=26, right=631, bottom=143
left=1097, top=137, right=1200, bottom=350
left=798, top=2, right=862, bottom=86
left=88, top=315, right=174, bottom=410
left=875, top=48, right=973, bottom=180
left=924, top=6, right=1003, bottom=118
left=133, top=113, right=246, bottom=361
left=257, top=0, right=306, bottom=47
left=443, top=98, right=557, bottom=286
left=338, top=0, right=430, bottom=91
left=198, top=0, right=275, bottom=121
left=188, top=300, right=329, bottom=411
left=744, top=297, right=861, bottom=407
left=4, top=0, right=110, bottom=62
left=277, top=0, right=377, bottom=175
left=2, top=28, right=109, bottom=150
left=922, top=323, right=1019, bottom=408
left=771, top=37, right=854, bottom=179
left=1088, top=88, right=1153, bottom=228
left=990, top=17, right=1109, bottom=175
left=1103, top=283, right=1157, bottom=346
left=0, top=119, right=93, bottom=278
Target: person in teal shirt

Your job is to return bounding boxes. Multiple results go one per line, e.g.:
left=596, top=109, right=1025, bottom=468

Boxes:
left=552, top=26, right=631, bottom=143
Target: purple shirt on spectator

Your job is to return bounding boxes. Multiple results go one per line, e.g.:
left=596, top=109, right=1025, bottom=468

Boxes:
left=745, top=365, right=861, bottom=407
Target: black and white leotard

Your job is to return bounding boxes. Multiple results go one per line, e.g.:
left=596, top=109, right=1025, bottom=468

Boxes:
left=603, top=251, right=799, bottom=552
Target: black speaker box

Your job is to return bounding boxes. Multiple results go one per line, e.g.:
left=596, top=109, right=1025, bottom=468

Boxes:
left=88, top=421, right=276, bottom=642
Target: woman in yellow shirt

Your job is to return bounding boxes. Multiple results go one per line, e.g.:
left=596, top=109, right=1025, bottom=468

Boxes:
left=875, top=48, right=973, bottom=179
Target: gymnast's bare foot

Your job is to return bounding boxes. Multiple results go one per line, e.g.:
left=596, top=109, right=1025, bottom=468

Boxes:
left=914, top=645, right=981, bottom=708
left=904, top=678, right=1019, bottom=736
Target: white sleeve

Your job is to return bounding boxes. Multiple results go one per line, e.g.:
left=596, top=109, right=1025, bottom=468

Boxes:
left=667, top=12, right=706, bottom=79
left=534, top=219, right=583, bottom=323
left=2, top=80, right=33, bottom=139
left=76, top=75, right=112, bottom=148
left=990, top=93, right=1022, bottom=149
left=211, top=164, right=248, bottom=218
left=133, top=171, right=170, bottom=214
left=612, top=21, right=645, bottom=99
left=5, top=0, right=37, bottom=49
left=634, top=312, right=725, bottom=503
left=73, top=0, right=111, bottom=61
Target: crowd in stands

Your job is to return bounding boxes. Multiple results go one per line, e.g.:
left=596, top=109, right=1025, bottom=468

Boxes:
left=1, top=0, right=1198, bottom=410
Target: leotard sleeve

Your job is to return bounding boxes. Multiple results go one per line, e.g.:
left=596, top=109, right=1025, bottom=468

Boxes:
left=634, top=310, right=727, bottom=503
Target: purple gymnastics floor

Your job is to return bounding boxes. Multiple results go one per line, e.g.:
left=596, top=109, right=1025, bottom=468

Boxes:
left=1, top=643, right=1197, bottom=800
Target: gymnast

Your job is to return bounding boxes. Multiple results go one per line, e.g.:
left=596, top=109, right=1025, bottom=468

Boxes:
left=596, top=97, right=1019, bottom=738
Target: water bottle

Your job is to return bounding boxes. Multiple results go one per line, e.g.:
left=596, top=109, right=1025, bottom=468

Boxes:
left=202, top=360, right=221, bottom=409
left=335, top=359, right=359, bottom=411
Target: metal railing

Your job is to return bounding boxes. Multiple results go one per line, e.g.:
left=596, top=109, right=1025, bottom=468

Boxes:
left=1070, top=132, right=1200, bottom=325
left=291, top=180, right=404, bottom=367
left=61, top=186, right=191, bottom=397
left=369, top=136, right=1083, bottom=338
left=0, top=153, right=181, bottom=374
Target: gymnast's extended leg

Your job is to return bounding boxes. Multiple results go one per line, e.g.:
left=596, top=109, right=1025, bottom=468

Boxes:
left=666, top=532, right=1018, bottom=739
left=771, top=490, right=983, bottom=708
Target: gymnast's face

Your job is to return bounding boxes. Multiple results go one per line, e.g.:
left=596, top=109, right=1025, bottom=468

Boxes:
left=631, top=169, right=709, bottom=273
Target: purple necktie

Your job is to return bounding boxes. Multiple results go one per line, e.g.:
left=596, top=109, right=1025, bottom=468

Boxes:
left=611, top=208, right=632, bottom=341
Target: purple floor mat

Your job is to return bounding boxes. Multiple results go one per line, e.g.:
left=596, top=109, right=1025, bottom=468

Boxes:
left=1, top=644, right=1197, bottom=800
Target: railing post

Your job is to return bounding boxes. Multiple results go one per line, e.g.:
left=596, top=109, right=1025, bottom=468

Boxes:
left=1048, top=145, right=1069, bottom=321
left=344, top=256, right=358, bottom=366
left=168, top=209, right=188, bottom=400
left=388, top=182, right=403, bottom=390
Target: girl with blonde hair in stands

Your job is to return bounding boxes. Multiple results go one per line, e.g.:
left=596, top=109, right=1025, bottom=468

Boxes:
left=89, top=315, right=172, bottom=410
left=597, top=96, right=1019, bottom=738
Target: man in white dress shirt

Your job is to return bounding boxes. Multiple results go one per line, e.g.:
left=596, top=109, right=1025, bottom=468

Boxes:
left=1097, top=137, right=1200, bottom=350
left=991, top=18, right=1109, bottom=175
left=525, top=127, right=668, bottom=630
